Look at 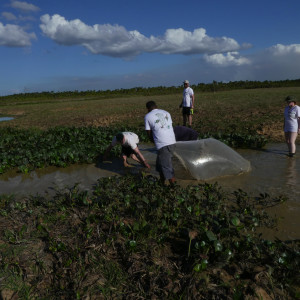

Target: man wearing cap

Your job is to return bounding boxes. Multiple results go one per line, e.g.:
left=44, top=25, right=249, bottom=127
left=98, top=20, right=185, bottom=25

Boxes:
left=179, top=80, right=195, bottom=127
left=103, top=132, right=150, bottom=168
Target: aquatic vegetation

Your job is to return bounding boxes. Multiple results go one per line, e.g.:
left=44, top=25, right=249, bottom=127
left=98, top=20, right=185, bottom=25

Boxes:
left=0, top=126, right=266, bottom=174
left=199, top=131, right=268, bottom=148
left=0, top=126, right=147, bottom=174
left=0, top=175, right=298, bottom=299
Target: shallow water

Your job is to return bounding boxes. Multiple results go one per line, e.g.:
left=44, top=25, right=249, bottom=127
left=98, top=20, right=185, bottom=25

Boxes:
left=0, top=143, right=299, bottom=240
left=0, top=117, right=14, bottom=122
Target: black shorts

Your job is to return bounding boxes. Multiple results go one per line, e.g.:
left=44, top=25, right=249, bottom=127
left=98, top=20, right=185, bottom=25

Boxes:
left=121, top=146, right=135, bottom=157
left=182, top=107, right=192, bottom=115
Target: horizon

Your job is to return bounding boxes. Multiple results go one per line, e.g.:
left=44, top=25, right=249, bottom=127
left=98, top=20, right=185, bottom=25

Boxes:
left=2, top=78, right=300, bottom=98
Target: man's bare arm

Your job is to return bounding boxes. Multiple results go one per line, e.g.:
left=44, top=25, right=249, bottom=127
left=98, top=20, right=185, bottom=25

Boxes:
left=133, top=147, right=150, bottom=169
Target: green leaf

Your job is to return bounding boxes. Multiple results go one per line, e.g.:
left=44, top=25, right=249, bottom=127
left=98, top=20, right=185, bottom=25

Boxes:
left=231, top=216, right=241, bottom=226
left=206, top=230, right=217, bottom=241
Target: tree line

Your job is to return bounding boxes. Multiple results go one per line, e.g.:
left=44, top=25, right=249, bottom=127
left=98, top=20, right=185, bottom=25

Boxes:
left=1, top=78, right=300, bottom=101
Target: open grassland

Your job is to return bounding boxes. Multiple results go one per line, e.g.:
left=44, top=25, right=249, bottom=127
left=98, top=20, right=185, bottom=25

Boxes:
left=1, top=87, right=300, bottom=141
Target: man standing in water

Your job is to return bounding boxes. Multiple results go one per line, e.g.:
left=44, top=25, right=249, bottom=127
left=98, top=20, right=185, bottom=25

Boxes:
left=145, top=101, right=176, bottom=184
left=179, top=80, right=195, bottom=127
left=283, top=96, right=300, bottom=157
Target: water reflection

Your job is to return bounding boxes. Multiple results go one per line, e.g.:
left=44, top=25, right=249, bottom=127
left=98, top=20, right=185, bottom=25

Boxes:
left=286, top=157, right=298, bottom=187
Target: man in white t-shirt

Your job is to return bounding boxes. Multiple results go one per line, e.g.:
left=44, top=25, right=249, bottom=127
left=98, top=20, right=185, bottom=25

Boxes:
left=145, top=101, right=176, bottom=184
left=103, top=132, right=150, bottom=168
left=283, top=96, right=300, bottom=157
left=179, top=80, right=195, bottom=127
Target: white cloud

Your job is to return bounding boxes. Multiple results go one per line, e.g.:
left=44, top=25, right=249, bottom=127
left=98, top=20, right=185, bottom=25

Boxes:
left=3, top=42, right=300, bottom=96
left=0, top=22, right=36, bottom=46
left=154, top=28, right=243, bottom=54
left=98, top=43, right=300, bottom=88
left=1, top=12, right=17, bottom=21
left=204, top=52, right=251, bottom=66
left=10, top=1, right=40, bottom=12
left=39, top=14, right=247, bottom=58
left=268, top=43, right=300, bottom=55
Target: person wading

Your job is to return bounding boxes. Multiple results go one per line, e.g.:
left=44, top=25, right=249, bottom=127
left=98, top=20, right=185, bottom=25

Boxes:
left=144, top=101, right=176, bottom=184
left=283, top=96, right=300, bottom=157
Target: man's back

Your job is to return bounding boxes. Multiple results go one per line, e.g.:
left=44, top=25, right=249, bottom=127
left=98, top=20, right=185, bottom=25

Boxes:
left=145, top=108, right=176, bottom=150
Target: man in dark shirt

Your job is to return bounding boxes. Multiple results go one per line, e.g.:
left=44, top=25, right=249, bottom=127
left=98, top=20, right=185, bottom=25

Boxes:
left=173, top=126, right=199, bottom=141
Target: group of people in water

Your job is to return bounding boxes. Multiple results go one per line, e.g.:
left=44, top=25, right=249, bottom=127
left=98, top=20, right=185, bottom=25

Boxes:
left=103, top=80, right=197, bottom=184
left=104, top=79, right=300, bottom=184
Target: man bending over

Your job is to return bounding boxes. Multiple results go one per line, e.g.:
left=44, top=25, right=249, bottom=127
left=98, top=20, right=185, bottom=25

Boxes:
left=103, top=132, right=150, bottom=169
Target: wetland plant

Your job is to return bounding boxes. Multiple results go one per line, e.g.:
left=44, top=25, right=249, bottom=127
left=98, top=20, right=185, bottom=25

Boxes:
left=0, top=126, right=267, bottom=174
left=0, top=174, right=299, bottom=299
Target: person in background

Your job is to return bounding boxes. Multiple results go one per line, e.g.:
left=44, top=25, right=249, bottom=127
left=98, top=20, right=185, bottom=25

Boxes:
left=103, top=132, right=150, bottom=168
left=145, top=101, right=176, bottom=184
left=283, top=96, right=300, bottom=157
left=173, top=125, right=199, bottom=141
left=179, top=80, right=195, bottom=127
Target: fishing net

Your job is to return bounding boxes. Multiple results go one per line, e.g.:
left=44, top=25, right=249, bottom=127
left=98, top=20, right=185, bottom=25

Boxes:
left=172, top=138, right=251, bottom=180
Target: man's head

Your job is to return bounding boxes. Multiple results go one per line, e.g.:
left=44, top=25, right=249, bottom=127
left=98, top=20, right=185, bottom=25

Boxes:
left=183, top=80, right=189, bottom=87
left=146, top=101, right=157, bottom=112
left=285, top=95, right=297, bottom=106
left=116, top=132, right=124, bottom=144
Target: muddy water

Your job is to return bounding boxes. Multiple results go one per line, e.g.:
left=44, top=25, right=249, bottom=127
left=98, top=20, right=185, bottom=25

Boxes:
left=0, top=143, right=299, bottom=240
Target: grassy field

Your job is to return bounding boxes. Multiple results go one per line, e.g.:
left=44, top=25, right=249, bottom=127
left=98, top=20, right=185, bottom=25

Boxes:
left=1, top=87, right=300, bottom=141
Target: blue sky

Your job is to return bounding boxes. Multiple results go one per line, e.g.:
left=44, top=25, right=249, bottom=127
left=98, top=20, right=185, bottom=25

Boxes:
left=1, top=0, right=300, bottom=96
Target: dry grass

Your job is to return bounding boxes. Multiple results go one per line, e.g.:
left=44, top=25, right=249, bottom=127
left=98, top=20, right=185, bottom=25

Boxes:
left=1, top=87, right=300, bottom=141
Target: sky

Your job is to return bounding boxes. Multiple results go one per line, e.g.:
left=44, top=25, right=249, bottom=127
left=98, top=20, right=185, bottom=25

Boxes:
left=0, top=0, right=300, bottom=96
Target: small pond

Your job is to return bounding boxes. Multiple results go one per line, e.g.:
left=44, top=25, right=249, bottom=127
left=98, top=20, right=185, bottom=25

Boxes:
left=0, top=117, right=14, bottom=122
left=0, top=143, right=299, bottom=240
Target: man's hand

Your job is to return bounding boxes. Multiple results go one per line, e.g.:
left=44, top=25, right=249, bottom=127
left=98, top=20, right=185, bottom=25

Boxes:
left=144, top=162, right=151, bottom=169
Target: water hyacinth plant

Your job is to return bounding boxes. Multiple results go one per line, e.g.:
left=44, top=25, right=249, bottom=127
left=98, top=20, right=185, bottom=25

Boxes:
left=0, top=126, right=267, bottom=174
left=0, top=174, right=299, bottom=299
left=0, top=126, right=148, bottom=174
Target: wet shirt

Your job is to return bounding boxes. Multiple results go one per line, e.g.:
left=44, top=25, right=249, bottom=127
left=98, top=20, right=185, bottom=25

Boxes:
left=111, top=132, right=139, bottom=149
left=182, top=87, right=194, bottom=107
left=284, top=105, right=300, bottom=132
left=145, top=109, right=176, bottom=150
